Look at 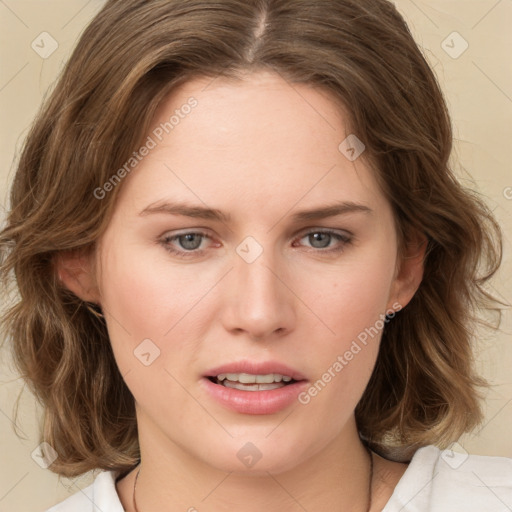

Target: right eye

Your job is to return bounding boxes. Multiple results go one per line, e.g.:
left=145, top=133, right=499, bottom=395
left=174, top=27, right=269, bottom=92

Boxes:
left=159, top=230, right=214, bottom=258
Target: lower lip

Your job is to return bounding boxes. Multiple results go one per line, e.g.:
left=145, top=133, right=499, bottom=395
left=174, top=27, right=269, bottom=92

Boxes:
left=200, top=377, right=309, bottom=415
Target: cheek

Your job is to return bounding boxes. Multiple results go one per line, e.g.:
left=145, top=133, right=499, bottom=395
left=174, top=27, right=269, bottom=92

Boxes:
left=98, top=238, right=210, bottom=333
left=303, top=256, right=396, bottom=346
left=96, top=238, right=213, bottom=376
left=296, top=248, right=396, bottom=398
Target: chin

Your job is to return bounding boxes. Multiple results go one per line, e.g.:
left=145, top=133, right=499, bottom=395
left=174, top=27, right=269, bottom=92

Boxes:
left=196, top=433, right=316, bottom=476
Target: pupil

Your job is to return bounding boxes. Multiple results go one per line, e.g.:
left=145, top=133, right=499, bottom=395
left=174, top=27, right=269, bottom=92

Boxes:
left=179, top=234, right=202, bottom=250
left=310, top=233, right=330, bottom=248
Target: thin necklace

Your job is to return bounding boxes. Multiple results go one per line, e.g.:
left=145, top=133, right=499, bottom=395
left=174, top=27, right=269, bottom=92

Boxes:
left=132, top=447, right=374, bottom=512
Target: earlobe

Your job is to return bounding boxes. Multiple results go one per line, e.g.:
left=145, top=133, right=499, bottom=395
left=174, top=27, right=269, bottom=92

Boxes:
left=388, top=235, right=428, bottom=310
left=54, top=249, right=101, bottom=304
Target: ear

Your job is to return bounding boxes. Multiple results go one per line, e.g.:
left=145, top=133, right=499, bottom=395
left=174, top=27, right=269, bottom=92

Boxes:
left=54, top=248, right=101, bottom=304
left=387, top=233, right=427, bottom=310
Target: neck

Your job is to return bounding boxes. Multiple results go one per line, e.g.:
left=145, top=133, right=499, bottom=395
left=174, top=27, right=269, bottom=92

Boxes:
left=122, top=414, right=373, bottom=512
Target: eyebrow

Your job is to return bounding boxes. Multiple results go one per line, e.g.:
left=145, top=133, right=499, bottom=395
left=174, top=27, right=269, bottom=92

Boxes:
left=138, top=200, right=373, bottom=223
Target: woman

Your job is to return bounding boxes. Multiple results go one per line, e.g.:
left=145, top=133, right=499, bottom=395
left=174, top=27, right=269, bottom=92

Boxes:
left=1, top=0, right=510, bottom=511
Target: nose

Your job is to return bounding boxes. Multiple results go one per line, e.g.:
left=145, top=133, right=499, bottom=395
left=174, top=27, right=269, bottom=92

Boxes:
left=220, top=246, right=296, bottom=341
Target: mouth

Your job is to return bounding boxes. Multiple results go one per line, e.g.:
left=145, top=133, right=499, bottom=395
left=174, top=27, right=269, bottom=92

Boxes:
left=206, top=373, right=301, bottom=392
left=201, top=361, right=309, bottom=414
left=201, top=372, right=309, bottom=415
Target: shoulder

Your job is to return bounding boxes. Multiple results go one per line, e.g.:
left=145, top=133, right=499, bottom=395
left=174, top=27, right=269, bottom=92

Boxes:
left=383, top=445, right=512, bottom=512
left=45, top=470, right=124, bottom=512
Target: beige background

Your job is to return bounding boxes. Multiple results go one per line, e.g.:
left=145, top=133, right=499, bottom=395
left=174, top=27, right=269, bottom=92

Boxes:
left=0, top=1, right=511, bottom=511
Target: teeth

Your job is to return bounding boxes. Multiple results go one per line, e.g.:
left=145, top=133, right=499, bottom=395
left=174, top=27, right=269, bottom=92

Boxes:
left=222, top=381, right=286, bottom=391
left=216, top=373, right=294, bottom=384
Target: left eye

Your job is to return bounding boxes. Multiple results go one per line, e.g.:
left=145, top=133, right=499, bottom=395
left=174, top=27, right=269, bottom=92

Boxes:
left=304, top=233, right=332, bottom=249
left=299, top=231, right=349, bottom=250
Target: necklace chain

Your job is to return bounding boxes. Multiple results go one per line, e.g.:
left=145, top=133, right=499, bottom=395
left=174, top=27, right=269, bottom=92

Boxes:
left=133, top=446, right=374, bottom=512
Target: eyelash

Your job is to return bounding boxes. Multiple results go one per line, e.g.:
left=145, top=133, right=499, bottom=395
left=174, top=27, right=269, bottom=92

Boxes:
left=159, top=229, right=353, bottom=259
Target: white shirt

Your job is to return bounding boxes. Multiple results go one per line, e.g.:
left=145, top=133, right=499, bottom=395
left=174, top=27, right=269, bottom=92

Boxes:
left=46, top=445, right=512, bottom=511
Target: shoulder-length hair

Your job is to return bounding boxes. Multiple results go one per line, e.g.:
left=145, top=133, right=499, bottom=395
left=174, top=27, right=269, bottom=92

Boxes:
left=0, top=0, right=504, bottom=476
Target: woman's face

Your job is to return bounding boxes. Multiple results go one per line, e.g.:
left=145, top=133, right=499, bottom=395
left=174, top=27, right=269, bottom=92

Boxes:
left=87, top=70, right=421, bottom=474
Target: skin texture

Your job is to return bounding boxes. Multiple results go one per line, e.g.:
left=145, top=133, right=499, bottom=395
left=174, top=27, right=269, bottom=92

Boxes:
left=58, top=70, right=424, bottom=511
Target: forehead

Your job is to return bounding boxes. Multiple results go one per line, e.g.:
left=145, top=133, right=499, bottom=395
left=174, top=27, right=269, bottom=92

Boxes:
left=153, top=70, right=352, bottom=154
left=114, top=70, right=386, bottom=220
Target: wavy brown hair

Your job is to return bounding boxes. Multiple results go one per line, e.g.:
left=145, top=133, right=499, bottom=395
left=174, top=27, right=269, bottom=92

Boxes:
left=0, top=0, right=504, bottom=476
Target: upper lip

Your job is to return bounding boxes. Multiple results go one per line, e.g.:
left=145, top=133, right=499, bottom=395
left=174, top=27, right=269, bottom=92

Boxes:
left=204, top=360, right=308, bottom=381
